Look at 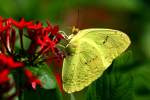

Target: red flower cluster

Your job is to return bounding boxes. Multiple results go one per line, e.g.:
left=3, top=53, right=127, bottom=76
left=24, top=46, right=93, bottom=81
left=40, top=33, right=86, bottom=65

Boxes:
left=0, top=54, right=24, bottom=84
left=0, top=16, right=64, bottom=92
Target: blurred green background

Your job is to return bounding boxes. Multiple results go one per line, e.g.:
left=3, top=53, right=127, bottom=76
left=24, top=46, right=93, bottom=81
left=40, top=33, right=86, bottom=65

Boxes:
left=1, top=0, right=150, bottom=100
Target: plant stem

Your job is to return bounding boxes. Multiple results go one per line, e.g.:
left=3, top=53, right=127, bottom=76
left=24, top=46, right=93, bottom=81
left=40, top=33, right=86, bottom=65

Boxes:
left=31, top=47, right=45, bottom=63
left=18, top=69, right=24, bottom=100
left=19, top=29, right=24, bottom=53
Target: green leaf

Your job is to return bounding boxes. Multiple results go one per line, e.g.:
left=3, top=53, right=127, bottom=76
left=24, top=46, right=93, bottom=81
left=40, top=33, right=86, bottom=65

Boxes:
left=24, top=63, right=63, bottom=100
left=113, top=50, right=134, bottom=71
left=15, top=30, right=31, bottom=50
left=85, top=51, right=134, bottom=100
left=132, top=62, right=150, bottom=100
left=24, top=86, right=63, bottom=100
left=86, top=82, right=97, bottom=100
left=27, top=63, right=57, bottom=89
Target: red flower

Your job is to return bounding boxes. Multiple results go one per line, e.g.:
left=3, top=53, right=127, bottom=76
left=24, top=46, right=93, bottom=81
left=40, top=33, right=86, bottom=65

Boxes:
left=0, top=54, right=24, bottom=84
left=0, top=69, right=9, bottom=84
left=0, top=16, right=64, bottom=93
left=45, top=23, right=64, bottom=41
left=45, top=22, right=59, bottom=35
left=12, top=18, right=33, bottom=29
left=0, top=17, right=10, bottom=33
left=37, top=34, right=56, bottom=53
left=27, top=21, right=43, bottom=30
left=55, top=73, right=63, bottom=92
left=51, top=25, right=59, bottom=35
left=7, top=57, right=24, bottom=69
left=24, top=69, right=41, bottom=90
left=0, top=54, right=24, bottom=69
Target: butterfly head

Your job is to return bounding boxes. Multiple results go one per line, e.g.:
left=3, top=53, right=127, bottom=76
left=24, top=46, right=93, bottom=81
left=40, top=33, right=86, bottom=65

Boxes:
left=68, top=26, right=79, bottom=40
left=65, top=42, right=78, bottom=57
left=72, top=26, right=79, bottom=35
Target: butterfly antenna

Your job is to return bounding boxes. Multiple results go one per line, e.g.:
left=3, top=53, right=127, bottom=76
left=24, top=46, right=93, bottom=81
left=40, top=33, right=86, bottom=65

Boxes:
left=72, top=8, right=80, bottom=35
left=76, top=8, right=79, bottom=28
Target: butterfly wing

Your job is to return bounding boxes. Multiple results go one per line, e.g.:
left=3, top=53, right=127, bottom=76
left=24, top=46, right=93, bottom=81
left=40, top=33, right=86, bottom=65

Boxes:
left=62, top=28, right=131, bottom=93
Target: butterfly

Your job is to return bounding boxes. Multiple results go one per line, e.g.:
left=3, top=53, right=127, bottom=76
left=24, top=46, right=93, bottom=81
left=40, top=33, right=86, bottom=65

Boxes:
left=62, top=28, right=131, bottom=93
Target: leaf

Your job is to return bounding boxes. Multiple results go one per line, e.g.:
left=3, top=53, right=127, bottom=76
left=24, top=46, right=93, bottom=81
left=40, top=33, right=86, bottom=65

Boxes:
left=24, top=86, right=63, bottom=100
left=15, top=30, right=31, bottom=50
left=86, top=82, right=97, bottom=100
left=27, top=63, right=57, bottom=89
left=24, top=63, right=63, bottom=100
left=63, top=89, right=88, bottom=100
left=132, top=62, right=150, bottom=100
left=85, top=51, right=134, bottom=100
left=112, top=50, right=134, bottom=71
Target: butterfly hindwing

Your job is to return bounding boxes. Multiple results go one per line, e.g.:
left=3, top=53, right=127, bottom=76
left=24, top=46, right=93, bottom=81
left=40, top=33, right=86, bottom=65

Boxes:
left=63, top=40, right=105, bottom=93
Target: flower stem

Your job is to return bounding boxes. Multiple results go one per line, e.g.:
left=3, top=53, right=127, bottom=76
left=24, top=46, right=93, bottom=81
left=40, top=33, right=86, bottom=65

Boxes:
left=18, top=69, right=24, bottom=100
left=19, top=29, right=24, bottom=53
left=0, top=34, right=12, bottom=55
left=31, top=48, right=44, bottom=64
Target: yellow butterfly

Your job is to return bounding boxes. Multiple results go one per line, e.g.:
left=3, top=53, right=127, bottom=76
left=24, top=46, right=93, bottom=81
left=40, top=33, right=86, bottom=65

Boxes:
left=62, top=28, right=131, bottom=93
